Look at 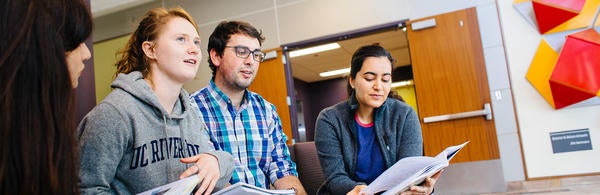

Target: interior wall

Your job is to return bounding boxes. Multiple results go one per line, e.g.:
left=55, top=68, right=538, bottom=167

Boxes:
left=93, top=0, right=412, bottom=92
left=393, top=86, right=417, bottom=113
left=293, top=79, right=311, bottom=142
left=92, top=36, right=128, bottom=102
left=391, top=65, right=417, bottom=112
left=496, top=0, right=600, bottom=178
left=294, top=78, right=347, bottom=141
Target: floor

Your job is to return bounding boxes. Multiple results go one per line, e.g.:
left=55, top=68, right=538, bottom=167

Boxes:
left=434, top=160, right=600, bottom=195
left=487, top=175, right=600, bottom=195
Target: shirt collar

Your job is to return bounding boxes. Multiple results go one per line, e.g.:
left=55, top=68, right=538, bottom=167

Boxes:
left=208, top=80, right=249, bottom=108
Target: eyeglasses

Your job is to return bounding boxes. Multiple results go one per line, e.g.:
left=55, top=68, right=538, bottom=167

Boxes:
left=225, top=46, right=265, bottom=62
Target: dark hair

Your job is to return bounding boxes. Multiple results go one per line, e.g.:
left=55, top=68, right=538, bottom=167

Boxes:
left=347, top=45, right=395, bottom=96
left=388, top=91, right=405, bottom=102
left=115, top=7, right=198, bottom=78
left=207, top=21, right=265, bottom=79
left=0, top=0, right=92, bottom=193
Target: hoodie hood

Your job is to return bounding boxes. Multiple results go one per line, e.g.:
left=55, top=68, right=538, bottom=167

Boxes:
left=111, top=71, right=190, bottom=120
left=78, top=70, right=234, bottom=194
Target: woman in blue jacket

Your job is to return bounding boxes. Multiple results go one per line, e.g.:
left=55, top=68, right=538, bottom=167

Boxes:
left=314, top=45, right=439, bottom=195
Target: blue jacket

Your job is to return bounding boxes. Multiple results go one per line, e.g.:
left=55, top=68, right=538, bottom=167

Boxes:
left=314, top=94, right=423, bottom=194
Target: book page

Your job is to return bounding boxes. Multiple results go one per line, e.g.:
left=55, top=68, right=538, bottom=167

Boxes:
left=361, top=141, right=469, bottom=195
left=382, top=155, right=448, bottom=195
left=213, top=182, right=295, bottom=195
left=441, top=141, right=469, bottom=160
left=361, top=156, right=439, bottom=195
left=137, top=174, right=200, bottom=195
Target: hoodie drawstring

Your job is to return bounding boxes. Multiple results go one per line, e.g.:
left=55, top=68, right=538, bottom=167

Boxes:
left=162, top=114, right=172, bottom=181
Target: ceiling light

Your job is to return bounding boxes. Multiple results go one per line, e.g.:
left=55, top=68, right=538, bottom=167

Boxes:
left=319, top=67, right=350, bottom=77
left=289, top=43, right=340, bottom=58
left=391, top=80, right=414, bottom=88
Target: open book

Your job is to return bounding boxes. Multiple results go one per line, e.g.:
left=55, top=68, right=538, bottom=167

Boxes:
left=212, top=182, right=295, bottom=195
left=361, top=141, right=469, bottom=195
left=137, top=174, right=200, bottom=195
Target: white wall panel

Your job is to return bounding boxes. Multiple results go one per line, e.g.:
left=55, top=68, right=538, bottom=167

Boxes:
left=496, top=0, right=600, bottom=179
left=277, top=0, right=410, bottom=44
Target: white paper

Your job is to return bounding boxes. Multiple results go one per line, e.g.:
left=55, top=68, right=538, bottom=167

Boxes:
left=361, top=141, right=469, bottom=195
left=213, top=182, right=295, bottom=195
left=137, top=174, right=200, bottom=195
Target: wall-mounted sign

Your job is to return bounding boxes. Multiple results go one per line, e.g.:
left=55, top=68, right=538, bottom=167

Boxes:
left=550, top=128, right=592, bottom=153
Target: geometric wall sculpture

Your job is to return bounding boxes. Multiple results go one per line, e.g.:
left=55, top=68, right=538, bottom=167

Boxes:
left=532, top=0, right=585, bottom=34
left=525, top=40, right=559, bottom=108
left=516, top=0, right=600, bottom=109
left=549, top=29, right=600, bottom=109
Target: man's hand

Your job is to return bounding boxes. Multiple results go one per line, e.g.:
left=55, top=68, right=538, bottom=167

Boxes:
left=179, top=153, right=221, bottom=195
left=273, top=175, right=307, bottom=195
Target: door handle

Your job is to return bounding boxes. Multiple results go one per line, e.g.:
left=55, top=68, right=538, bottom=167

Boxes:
left=423, top=103, right=492, bottom=123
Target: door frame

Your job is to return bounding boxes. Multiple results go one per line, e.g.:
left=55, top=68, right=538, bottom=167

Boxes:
left=281, top=19, right=409, bottom=142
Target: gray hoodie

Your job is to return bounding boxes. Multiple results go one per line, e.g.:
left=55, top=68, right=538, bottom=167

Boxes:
left=78, top=71, right=233, bottom=194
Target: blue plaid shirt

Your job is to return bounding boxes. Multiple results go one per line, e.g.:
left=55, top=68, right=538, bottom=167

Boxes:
left=190, top=81, right=297, bottom=188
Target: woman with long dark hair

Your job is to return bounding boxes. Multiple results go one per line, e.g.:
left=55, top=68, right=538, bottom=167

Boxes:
left=315, top=45, right=440, bottom=195
left=0, top=0, right=93, bottom=194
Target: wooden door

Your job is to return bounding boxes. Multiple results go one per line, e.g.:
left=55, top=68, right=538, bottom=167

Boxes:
left=407, top=8, right=499, bottom=163
left=248, top=48, right=294, bottom=144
